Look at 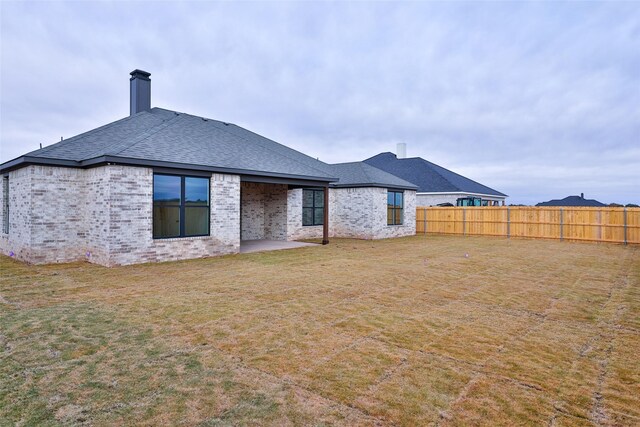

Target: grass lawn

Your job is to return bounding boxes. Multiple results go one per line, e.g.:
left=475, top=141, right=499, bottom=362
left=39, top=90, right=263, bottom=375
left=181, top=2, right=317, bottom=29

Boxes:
left=1, top=235, right=639, bottom=426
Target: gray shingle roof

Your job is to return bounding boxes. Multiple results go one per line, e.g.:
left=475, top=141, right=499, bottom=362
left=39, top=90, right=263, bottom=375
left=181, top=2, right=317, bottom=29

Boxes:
left=330, top=162, right=418, bottom=190
left=4, top=108, right=337, bottom=181
left=363, top=152, right=507, bottom=197
left=536, top=195, right=606, bottom=207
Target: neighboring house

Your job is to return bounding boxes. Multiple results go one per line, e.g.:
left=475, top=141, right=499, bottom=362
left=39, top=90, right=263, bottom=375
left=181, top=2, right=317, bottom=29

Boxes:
left=536, top=193, right=606, bottom=207
left=0, top=70, right=416, bottom=266
left=363, top=150, right=507, bottom=206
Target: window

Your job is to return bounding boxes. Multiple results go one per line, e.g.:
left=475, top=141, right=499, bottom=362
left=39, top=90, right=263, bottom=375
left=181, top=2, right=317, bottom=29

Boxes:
left=2, top=176, right=8, bottom=234
left=303, top=189, right=324, bottom=226
left=387, top=190, right=403, bottom=225
left=153, top=174, right=210, bottom=238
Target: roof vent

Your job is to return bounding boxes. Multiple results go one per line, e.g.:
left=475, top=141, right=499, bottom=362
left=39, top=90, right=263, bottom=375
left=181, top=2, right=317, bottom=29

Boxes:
left=396, top=143, right=407, bottom=159
left=130, top=69, right=151, bottom=115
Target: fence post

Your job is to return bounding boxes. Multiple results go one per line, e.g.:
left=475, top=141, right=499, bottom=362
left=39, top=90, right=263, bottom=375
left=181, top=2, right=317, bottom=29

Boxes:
left=560, top=208, right=563, bottom=241
left=507, top=207, right=510, bottom=238
left=423, top=208, right=427, bottom=235
left=463, top=208, right=466, bottom=236
left=624, top=208, right=628, bottom=245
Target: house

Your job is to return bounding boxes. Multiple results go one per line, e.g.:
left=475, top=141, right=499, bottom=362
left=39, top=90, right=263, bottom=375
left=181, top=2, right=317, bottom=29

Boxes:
left=363, top=146, right=507, bottom=206
left=536, top=193, right=606, bottom=207
left=0, top=70, right=416, bottom=266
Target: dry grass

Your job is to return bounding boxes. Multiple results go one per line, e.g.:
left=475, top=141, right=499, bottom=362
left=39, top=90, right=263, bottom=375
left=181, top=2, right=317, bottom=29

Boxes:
left=1, top=235, right=638, bottom=426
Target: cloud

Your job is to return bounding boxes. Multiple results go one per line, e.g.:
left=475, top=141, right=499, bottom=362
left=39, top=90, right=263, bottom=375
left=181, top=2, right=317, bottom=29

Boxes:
left=1, top=1, right=638, bottom=205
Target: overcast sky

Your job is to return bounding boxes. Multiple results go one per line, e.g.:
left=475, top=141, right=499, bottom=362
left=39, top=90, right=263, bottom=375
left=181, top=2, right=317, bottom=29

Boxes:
left=1, top=1, right=638, bottom=205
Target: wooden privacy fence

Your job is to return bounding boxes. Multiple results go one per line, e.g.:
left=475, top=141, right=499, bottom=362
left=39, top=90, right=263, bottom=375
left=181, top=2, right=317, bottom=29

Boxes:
left=416, top=206, right=640, bottom=245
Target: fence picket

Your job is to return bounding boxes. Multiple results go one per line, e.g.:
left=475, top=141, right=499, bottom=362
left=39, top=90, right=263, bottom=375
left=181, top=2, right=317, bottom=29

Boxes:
left=416, top=206, right=640, bottom=245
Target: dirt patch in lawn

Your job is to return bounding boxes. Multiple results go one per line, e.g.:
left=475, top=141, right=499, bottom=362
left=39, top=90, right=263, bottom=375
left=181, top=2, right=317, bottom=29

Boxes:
left=1, top=235, right=638, bottom=426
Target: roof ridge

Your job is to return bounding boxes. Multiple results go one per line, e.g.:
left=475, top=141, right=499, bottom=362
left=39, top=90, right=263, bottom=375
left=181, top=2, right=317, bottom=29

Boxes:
left=413, top=157, right=463, bottom=192
left=151, top=108, right=335, bottom=179
left=205, top=120, right=336, bottom=179
left=331, top=161, right=361, bottom=166
left=107, top=112, right=183, bottom=157
left=415, top=157, right=505, bottom=196
left=28, top=112, right=146, bottom=158
left=359, top=162, right=378, bottom=183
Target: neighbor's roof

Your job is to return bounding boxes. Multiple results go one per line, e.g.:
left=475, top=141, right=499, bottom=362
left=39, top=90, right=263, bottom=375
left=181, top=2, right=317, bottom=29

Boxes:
left=0, top=108, right=338, bottom=183
left=329, top=162, right=418, bottom=190
left=536, top=196, right=606, bottom=207
left=363, top=152, right=507, bottom=197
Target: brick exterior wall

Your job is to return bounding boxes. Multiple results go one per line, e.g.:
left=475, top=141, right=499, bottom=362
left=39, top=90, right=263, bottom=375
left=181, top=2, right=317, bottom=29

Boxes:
left=240, top=183, right=265, bottom=240
left=0, top=165, right=414, bottom=266
left=1, top=166, right=34, bottom=261
left=286, top=188, right=325, bottom=240
left=240, top=182, right=287, bottom=240
left=287, top=187, right=416, bottom=240
left=0, top=165, right=240, bottom=266
left=264, top=185, right=288, bottom=240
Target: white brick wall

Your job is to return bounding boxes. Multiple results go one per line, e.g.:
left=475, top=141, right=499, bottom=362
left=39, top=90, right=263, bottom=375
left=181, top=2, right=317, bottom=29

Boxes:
left=240, top=182, right=287, bottom=240
left=286, top=188, right=324, bottom=240
left=0, top=165, right=415, bottom=266
left=264, top=185, right=288, bottom=240
left=0, top=165, right=241, bottom=266
left=0, top=167, right=34, bottom=261
left=107, top=169, right=240, bottom=266
left=240, top=183, right=265, bottom=240
left=287, top=187, right=416, bottom=240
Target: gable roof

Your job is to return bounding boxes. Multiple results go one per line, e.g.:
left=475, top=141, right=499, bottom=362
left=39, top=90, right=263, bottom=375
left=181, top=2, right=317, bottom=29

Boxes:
left=363, top=152, right=507, bottom=197
left=1, top=108, right=338, bottom=183
left=329, top=162, right=418, bottom=190
left=536, top=195, right=606, bottom=207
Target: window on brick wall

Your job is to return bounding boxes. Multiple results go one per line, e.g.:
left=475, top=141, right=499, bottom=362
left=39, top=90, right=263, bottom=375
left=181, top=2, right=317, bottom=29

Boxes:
left=153, top=174, right=210, bottom=238
left=387, top=190, right=404, bottom=226
left=2, top=176, right=8, bottom=234
left=302, top=189, right=324, bottom=226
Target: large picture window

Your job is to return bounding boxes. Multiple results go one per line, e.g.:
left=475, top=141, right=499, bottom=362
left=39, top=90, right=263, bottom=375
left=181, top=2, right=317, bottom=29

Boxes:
left=153, top=174, right=210, bottom=239
left=387, top=190, right=403, bottom=226
left=303, top=189, right=324, bottom=226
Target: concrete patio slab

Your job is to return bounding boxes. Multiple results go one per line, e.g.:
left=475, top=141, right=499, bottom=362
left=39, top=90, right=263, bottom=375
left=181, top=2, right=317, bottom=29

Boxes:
left=239, top=240, right=318, bottom=254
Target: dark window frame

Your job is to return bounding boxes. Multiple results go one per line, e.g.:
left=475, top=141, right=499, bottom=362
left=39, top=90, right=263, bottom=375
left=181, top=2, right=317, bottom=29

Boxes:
left=302, top=188, right=324, bottom=226
left=2, top=176, right=8, bottom=234
left=152, top=173, right=211, bottom=239
left=387, top=190, right=404, bottom=226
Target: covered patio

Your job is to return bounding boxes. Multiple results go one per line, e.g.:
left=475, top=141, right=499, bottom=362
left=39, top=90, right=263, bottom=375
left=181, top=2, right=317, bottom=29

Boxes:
left=239, top=176, right=330, bottom=246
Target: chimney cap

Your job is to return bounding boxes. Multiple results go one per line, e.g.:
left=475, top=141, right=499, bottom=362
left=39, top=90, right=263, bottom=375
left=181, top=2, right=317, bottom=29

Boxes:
left=130, top=69, right=151, bottom=80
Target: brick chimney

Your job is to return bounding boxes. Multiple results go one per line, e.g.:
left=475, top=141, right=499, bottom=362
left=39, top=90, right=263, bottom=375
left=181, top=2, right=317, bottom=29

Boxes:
left=130, top=69, right=151, bottom=115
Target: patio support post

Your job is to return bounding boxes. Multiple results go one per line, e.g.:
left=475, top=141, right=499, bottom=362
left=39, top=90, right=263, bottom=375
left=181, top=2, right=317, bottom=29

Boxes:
left=322, top=185, right=329, bottom=245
